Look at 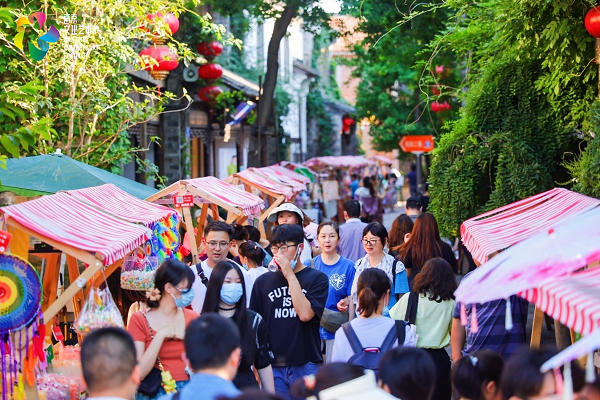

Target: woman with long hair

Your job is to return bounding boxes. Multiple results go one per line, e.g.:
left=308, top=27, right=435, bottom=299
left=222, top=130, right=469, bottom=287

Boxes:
left=395, top=213, right=458, bottom=284
left=128, top=260, right=199, bottom=400
left=388, top=214, right=414, bottom=258
left=202, top=260, right=275, bottom=393
left=332, top=268, right=416, bottom=363
left=304, top=221, right=355, bottom=363
left=354, top=177, right=384, bottom=223
left=389, top=257, right=457, bottom=400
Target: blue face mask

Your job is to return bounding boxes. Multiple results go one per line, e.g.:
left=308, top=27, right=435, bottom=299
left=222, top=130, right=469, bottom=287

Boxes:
left=289, top=246, right=301, bottom=270
left=220, top=283, right=244, bottom=305
left=171, top=289, right=195, bottom=308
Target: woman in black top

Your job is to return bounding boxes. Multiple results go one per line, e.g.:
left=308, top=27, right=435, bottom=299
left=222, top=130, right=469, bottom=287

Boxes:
left=395, top=213, right=458, bottom=285
left=202, top=260, right=275, bottom=392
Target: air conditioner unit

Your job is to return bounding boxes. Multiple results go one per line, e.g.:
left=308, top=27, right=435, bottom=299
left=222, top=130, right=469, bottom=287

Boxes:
left=183, top=65, right=198, bottom=82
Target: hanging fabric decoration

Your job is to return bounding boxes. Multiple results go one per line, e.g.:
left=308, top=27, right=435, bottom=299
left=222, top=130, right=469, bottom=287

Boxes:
left=146, top=214, right=183, bottom=263
left=505, top=297, right=513, bottom=330
left=0, top=254, right=43, bottom=400
left=586, top=352, right=596, bottom=383
left=460, top=303, right=468, bottom=326
left=471, top=303, right=479, bottom=333
left=562, top=362, right=573, bottom=400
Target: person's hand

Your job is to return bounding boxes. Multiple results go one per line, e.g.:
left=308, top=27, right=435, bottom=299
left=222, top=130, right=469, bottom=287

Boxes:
left=274, top=253, right=295, bottom=280
left=337, top=298, right=349, bottom=313
left=157, top=326, right=184, bottom=341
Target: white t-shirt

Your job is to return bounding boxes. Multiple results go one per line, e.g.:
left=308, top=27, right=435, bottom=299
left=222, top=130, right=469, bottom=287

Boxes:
left=331, top=316, right=417, bottom=363
left=246, top=266, right=268, bottom=300
left=191, top=259, right=253, bottom=311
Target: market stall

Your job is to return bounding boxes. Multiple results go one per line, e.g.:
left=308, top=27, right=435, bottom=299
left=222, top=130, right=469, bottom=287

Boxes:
left=0, top=187, right=168, bottom=400
left=146, top=176, right=264, bottom=263
left=228, top=168, right=300, bottom=238
left=455, top=205, right=600, bottom=347
left=280, top=161, right=319, bottom=182
left=253, top=166, right=308, bottom=193
left=461, top=188, right=600, bottom=264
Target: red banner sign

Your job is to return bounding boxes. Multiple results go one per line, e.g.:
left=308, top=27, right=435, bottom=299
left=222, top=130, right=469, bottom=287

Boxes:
left=173, top=194, right=194, bottom=208
left=0, top=229, right=12, bottom=253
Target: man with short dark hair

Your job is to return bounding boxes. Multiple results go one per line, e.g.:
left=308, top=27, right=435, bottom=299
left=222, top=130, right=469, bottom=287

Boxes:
left=191, top=221, right=250, bottom=311
left=338, top=200, right=368, bottom=262
left=160, top=314, right=241, bottom=400
left=250, top=224, right=328, bottom=400
left=81, top=327, right=140, bottom=400
left=405, top=196, right=422, bottom=222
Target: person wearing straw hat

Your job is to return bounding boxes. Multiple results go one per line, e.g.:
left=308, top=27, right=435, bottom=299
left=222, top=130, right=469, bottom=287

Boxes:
left=267, top=203, right=316, bottom=264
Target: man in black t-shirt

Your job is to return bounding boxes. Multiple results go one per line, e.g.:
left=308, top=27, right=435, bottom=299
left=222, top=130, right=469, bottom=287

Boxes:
left=250, top=224, right=328, bottom=400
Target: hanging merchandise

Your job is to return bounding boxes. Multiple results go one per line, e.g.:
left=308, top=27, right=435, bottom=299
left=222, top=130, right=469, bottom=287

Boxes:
left=0, top=253, right=44, bottom=400
left=146, top=214, right=182, bottom=263
left=121, top=250, right=159, bottom=291
left=74, top=287, right=124, bottom=335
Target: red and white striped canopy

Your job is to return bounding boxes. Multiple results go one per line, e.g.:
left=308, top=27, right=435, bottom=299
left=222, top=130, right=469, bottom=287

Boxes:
left=254, top=167, right=307, bottom=192
left=66, top=184, right=177, bottom=226
left=268, top=164, right=312, bottom=184
left=235, top=169, right=296, bottom=200
left=370, top=155, right=394, bottom=164
left=461, top=188, right=600, bottom=264
left=158, top=177, right=265, bottom=216
left=1, top=193, right=149, bottom=265
left=303, top=155, right=374, bottom=169
left=520, top=268, right=600, bottom=335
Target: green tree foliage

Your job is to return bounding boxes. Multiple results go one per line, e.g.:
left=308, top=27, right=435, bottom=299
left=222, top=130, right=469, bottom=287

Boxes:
left=342, top=1, right=459, bottom=153
left=0, top=0, right=228, bottom=178
left=423, top=0, right=597, bottom=236
left=567, top=101, right=600, bottom=198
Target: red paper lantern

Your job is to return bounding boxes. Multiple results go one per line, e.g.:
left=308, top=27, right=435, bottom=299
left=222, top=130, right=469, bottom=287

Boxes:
left=198, top=63, right=223, bottom=80
left=147, top=12, right=179, bottom=35
left=139, top=45, right=179, bottom=80
left=431, top=101, right=451, bottom=113
left=585, top=7, right=600, bottom=38
left=197, top=41, right=224, bottom=58
left=198, top=86, right=224, bottom=104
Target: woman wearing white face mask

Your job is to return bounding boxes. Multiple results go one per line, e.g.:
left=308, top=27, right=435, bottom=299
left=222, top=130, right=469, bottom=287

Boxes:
left=202, top=260, right=275, bottom=393
left=128, top=260, right=199, bottom=400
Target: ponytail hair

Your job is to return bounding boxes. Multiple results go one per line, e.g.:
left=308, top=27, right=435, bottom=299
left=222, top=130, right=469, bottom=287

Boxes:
left=452, top=350, right=504, bottom=400
left=357, top=268, right=390, bottom=318
left=291, top=363, right=364, bottom=399
left=239, top=240, right=265, bottom=266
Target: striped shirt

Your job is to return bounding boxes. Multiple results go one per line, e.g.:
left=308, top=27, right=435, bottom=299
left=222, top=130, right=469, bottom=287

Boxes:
left=453, top=273, right=528, bottom=360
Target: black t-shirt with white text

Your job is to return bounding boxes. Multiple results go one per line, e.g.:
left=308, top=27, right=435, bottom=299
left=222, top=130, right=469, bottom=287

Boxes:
left=250, top=267, right=328, bottom=367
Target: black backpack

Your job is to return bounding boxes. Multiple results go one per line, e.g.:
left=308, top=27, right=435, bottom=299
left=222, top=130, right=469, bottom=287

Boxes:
left=342, top=319, right=407, bottom=372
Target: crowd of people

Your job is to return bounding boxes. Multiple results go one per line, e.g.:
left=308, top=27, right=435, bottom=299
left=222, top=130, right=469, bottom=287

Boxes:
left=79, top=200, right=600, bottom=400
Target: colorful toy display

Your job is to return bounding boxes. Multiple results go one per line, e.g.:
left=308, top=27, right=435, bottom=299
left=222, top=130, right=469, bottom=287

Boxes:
left=146, top=214, right=182, bottom=262
left=0, top=253, right=44, bottom=400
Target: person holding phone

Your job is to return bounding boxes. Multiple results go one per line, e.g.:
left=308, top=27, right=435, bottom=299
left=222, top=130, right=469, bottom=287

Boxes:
left=250, top=224, right=328, bottom=400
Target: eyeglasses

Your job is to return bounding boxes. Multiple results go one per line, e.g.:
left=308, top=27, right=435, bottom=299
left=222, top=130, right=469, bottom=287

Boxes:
left=207, top=241, right=230, bottom=248
left=362, top=238, right=381, bottom=246
left=173, top=285, right=192, bottom=294
left=271, top=244, right=298, bottom=254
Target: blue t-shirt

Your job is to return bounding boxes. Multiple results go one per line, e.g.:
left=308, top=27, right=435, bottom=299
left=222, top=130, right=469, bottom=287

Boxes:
left=349, top=179, right=359, bottom=197
left=304, top=255, right=356, bottom=339
left=159, top=373, right=240, bottom=400
left=453, top=272, right=528, bottom=360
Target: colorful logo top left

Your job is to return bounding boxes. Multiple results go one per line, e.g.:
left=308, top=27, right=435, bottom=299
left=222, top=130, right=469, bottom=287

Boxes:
left=14, top=12, right=60, bottom=61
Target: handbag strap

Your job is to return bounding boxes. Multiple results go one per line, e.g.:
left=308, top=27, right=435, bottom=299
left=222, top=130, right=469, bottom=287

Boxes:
left=404, top=292, right=418, bottom=325
left=195, top=263, right=209, bottom=287
left=142, top=311, right=165, bottom=370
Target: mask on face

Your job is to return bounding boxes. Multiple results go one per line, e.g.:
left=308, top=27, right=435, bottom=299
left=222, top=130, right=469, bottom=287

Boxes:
left=220, top=283, right=244, bottom=305
left=289, top=245, right=302, bottom=270
left=242, top=263, right=250, bottom=271
left=171, top=289, right=195, bottom=308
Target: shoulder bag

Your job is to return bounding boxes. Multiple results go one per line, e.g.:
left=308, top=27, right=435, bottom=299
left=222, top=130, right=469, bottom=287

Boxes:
left=137, top=312, right=168, bottom=397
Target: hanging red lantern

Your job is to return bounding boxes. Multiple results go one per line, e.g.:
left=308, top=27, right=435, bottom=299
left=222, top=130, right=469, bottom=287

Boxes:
left=197, top=41, right=224, bottom=59
left=431, top=85, right=440, bottom=95
left=342, top=117, right=355, bottom=134
left=431, top=101, right=451, bottom=113
left=198, top=86, right=224, bottom=104
left=144, top=12, right=179, bottom=44
left=139, top=45, right=179, bottom=80
left=198, top=63, right=223, bottom=80
left=585, top=7, right=600, bottom=38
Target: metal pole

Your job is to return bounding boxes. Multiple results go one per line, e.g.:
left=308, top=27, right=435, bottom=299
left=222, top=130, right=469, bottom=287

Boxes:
left=415, top=152, right=423, bottom=194
left=258, top=76, right=263, bottom=166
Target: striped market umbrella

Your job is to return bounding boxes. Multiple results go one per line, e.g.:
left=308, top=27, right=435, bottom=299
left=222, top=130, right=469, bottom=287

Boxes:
left=455, top=206, right=600, bottom=306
